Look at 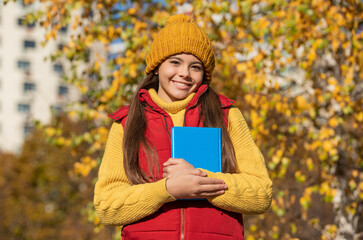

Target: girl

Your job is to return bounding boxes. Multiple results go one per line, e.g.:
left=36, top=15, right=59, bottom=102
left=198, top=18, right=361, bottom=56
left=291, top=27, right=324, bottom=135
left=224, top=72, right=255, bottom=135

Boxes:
left=94, top=14, right=273, bottom=240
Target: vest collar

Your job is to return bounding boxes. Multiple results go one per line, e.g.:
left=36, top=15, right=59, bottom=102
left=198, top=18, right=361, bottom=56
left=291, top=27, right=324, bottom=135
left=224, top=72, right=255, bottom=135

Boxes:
left=108, top=84, right=235, bottom=120
left=138, top=84, right=210, bottom=113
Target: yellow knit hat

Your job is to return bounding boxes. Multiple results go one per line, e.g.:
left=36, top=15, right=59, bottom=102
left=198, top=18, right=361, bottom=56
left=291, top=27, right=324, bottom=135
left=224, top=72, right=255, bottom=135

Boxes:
left=145, top=14, right=215, bottom=82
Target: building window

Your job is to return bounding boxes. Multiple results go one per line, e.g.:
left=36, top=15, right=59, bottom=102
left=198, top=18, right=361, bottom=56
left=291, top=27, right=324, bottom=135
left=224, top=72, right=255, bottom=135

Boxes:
left=58, top=43, right=65, bottom=51
left=51, top=104, right=63, bottom=115
left=17, top=18, right=35, bottom=28
left=24, top=40, right=36, bottom=49
left=24, top=82, right=36, bottom=93
left=53, top=63, right=63, bottom=73
left=19, top=0, right=33, bottom=8
left=18, top=60, right=30, bottom=70
left=18, top=103, right=30, bottom=113
left=58, top=86, right=68, bottom=97
left=24, top=123, right=33, bottom=137
left=60, top=25, right=68, bottom=34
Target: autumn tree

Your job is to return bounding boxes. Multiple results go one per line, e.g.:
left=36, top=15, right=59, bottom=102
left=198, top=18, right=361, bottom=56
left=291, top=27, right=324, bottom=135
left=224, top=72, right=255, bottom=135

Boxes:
left=0, top=116, right=113, bottom=240
left=3, top=0, right=363, bottom=239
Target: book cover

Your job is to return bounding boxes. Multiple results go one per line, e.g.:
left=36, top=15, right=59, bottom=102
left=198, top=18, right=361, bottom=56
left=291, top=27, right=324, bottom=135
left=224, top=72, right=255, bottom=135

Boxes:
left=171, top=127, right=222, bottom=173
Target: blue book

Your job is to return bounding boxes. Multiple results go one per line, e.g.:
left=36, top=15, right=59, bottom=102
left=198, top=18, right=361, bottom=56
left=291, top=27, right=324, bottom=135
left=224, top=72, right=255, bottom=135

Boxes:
left=171, top=127, right=222, bottom=173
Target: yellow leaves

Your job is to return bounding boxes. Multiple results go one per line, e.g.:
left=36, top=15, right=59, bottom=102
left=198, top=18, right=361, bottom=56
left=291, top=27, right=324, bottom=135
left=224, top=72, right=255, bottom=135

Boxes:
left=290, top=223, right=298, bottom=235
left=234, top=16, right=242, bottom=26
left=135, top=21, right=147, bottom=32
left=319, top=181, right=336, bottom=202
left=237, top=29, right=246, bottom=40
left=75, top=82, right=89, bottom=94
left=249, top=225, right=258, bottom=233
left=96, top=3, right=103, bottom=9
left=74, top=156, right=97, bottom=177
left=321, top=225, right=337, bottom=240
left=251, top=17, right=270, bottom=38
left=129, top=63, right=138, bottom=78
left=345, top=202, right=357, bottom=215
left=322, top=140, right=334, bottom=153
left=270, top=21, right=279, bottom=36
left=85, top=34, right=94, bottom=48
left=295, top=95, right=309, bottom=110
left=258, top=17, right=270, bottom=29
left=236, top=63, right=247, bottom=73
left=307, top=48, right=317, bottom=63
left=349, top=178, right=357, bottom=191
left=250, top=109, right=264, bottom=132
left=344, top=67, right=354, bottom=85
left=306, top=158, right=314, bottom=171
left=359, top=181, right=363, bottom=200
left=295, top=171, right=306, bottom=183
left=72, top=15, right=79, bottom=31
left=355, top=112, right=363, bottom=122
left=331, top=39, right=340, bottom=52
left=127, top=8, right=137, bottom=15
left=45, top=127, right=56, bottom=137
left=328, top=117, right=339, bottom=128
left=152, top=11, right=170, bottom=26
left=318, top=127, right=334, bottom=140
left=107, top=25, right=115, bottom=39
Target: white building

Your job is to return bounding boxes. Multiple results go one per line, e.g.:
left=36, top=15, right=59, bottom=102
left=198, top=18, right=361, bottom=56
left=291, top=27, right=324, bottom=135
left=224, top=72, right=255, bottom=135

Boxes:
left=0, top=1, right=76, bottom=153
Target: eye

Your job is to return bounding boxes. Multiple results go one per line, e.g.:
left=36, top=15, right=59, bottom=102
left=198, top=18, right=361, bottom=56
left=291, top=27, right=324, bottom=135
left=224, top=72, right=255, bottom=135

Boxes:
left=170, top=60, right=180, bottom=65
left=191, top=65, right=203, bottom=71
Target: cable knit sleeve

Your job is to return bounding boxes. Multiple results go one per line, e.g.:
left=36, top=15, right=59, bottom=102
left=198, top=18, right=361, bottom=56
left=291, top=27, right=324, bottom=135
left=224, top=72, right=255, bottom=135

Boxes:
left=205, top=107, right=273, bottom=215
left=94, top=122, right=176, bottom=226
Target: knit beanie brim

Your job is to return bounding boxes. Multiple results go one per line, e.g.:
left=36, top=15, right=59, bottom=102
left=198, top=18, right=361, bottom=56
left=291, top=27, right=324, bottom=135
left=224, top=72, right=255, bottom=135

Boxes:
left=145, top=15, right=215, bottom=82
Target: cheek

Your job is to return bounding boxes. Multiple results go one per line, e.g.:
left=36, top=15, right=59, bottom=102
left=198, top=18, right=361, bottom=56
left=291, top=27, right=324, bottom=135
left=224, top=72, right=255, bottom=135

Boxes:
left=193, top=73, right=204, bottom=84
left=159, top=66, right=176, bottom=77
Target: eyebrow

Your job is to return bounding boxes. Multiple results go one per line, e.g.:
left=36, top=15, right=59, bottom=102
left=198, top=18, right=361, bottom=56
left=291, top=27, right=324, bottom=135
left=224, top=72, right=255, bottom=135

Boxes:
left=169, top=56, right=203, bottom=65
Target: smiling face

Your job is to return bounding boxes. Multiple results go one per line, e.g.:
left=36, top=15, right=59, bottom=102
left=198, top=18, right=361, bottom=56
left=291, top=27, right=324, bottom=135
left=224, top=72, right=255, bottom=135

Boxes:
left=155, top=54, right=205, bottom=103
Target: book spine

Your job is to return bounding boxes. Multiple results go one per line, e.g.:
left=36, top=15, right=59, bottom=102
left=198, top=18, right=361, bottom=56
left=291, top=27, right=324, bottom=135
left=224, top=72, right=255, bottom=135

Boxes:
left=171, top=127, right=175, bottom=158
left=218, top=128, right=222, bottom=172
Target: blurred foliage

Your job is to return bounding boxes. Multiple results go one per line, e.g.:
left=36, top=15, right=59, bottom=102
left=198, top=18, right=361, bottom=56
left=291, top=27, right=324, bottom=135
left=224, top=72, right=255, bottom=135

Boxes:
left=2, top=0, right=363, bottom=239
left=0, top=116, right=113, bottom=239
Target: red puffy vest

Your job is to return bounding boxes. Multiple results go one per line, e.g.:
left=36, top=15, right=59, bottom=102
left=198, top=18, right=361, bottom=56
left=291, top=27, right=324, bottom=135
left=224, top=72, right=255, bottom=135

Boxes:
left=109, top=84, right=244, bottom=240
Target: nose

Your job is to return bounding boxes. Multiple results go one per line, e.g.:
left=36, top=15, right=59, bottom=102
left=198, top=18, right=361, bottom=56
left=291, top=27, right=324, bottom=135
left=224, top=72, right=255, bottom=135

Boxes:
left=178, top=66, right=190, bottom=79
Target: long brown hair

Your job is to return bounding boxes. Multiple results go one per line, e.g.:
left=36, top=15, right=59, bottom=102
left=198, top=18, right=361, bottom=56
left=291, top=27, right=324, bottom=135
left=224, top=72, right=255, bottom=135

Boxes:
left=123, top=73, right=238, bottom=185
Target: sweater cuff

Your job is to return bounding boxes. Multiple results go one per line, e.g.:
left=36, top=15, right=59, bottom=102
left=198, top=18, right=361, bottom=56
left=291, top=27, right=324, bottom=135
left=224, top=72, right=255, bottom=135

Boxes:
left=146, top=178, right=176, bottom=203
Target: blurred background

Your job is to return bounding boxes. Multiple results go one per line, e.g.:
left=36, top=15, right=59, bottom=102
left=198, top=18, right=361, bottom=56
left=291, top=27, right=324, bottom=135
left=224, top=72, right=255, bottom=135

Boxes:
left=0, top=0, right=362, bottom=239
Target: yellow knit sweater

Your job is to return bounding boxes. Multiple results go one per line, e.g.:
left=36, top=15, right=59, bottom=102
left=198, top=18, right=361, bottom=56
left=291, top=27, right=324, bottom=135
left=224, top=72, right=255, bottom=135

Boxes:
left=94, top=89, right=273, bottom=226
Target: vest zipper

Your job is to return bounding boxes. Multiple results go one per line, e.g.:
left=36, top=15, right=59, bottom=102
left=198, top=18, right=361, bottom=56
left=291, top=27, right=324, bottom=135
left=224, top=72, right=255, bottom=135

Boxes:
left=162, top=114, right=171, bottom=136
left=181, top=208, right=185, bottom=240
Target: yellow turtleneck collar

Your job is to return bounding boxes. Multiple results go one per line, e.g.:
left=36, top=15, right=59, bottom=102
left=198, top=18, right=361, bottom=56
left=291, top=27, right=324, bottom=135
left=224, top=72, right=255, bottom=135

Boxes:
left=148, top=88, right=196, bottom=114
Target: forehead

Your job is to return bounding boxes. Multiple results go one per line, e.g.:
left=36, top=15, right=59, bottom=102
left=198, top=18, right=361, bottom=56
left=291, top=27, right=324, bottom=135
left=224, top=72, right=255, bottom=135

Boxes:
left=168, top=54, right=202, bottom=64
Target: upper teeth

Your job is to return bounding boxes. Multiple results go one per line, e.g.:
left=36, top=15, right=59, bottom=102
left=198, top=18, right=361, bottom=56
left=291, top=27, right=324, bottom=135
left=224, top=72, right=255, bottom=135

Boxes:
left=174, top=81, right=188, bottom=86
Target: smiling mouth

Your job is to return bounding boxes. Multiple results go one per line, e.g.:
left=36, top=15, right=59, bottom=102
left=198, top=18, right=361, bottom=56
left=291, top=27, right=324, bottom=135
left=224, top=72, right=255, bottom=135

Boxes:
left=171, top=80, right=191, bottom=87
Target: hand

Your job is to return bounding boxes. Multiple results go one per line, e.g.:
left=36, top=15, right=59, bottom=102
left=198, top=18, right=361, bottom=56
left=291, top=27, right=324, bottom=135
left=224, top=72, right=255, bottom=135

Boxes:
left=163, top=158, right=195, bottom=178
left=165, top=169, right=228, bottom=199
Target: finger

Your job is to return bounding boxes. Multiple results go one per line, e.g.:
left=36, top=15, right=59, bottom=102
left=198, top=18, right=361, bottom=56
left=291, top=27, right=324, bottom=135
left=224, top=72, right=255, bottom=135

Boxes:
left=197, top=170, right=207, bottom=177
left=187, top=169, right=208, bottom=176
left=198, top=190, right=226, bottom=197
left=163, top=158, right=184, bottom=166
left=198, top=177, right=226, bottom=185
